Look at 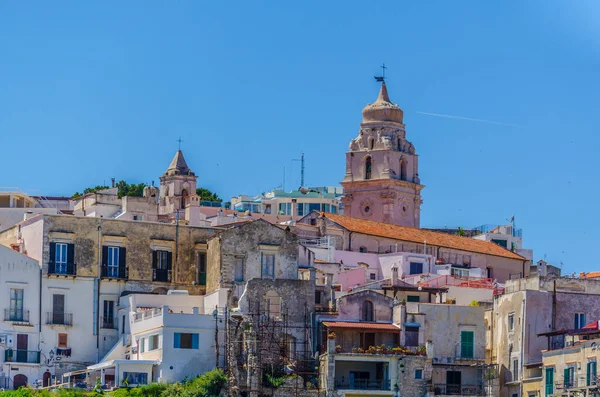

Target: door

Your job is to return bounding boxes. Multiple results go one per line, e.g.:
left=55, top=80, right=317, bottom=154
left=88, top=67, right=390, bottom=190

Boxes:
left=43, top=372, right=51, bottom=387
left=16, top=334, right=27, bottom=363
left=446, top=371, right=461, bottom=394
left=198, top=253, right=207, bottom=285
left=13, top=374, right=27, bottom=390
left=363, top=333, right=375, bottom=349
left=405, top=326, right=419, bottom=347
left=461, top=331, right=474, bottom=358
left=545, top=367, right=554, bottom=396
left=53, top=294, right=65, bottom=325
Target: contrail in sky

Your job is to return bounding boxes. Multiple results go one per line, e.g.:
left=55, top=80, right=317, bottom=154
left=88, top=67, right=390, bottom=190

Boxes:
left=415, top=111, right=521, bottom=127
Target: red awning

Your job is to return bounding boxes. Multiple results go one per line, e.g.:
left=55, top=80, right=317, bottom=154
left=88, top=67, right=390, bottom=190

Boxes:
left=323, top=321, right=400, bottom=332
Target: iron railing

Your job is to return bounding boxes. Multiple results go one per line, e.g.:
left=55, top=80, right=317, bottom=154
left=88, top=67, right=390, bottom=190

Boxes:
left=4, top=309, right=29, bottom=323
left=334, top=379, right=391, bottom=390
left=48, top=261, right=77, bottom=276
left=152, top=269, right=172, bottom=282
left=4, top=349, right=40, bottom=364
left=101, top=264, right=128, bottom=279
left=433, top=384, right=484, bottom=395
left=46, top=312, right=73, bottom=326
left=101, top=316, right=117, bottom=329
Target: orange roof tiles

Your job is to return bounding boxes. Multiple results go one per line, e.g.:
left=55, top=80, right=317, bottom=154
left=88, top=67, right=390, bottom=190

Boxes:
left=323, top=321, right=400, bottom=332
left=580, top=271, right=600, bottom=279
left=322, top=213, right=524, bottom=260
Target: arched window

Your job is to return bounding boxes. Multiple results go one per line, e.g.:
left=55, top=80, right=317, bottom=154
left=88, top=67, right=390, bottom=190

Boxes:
left=368, top=137, right=374, bottom=150
left=365, top=157, right=372, bottom=180
left=181, top=189, right=188, bottom=209
left=400, top=159, right=407, bottom=181
left=362, top=300, right=374, bottom=322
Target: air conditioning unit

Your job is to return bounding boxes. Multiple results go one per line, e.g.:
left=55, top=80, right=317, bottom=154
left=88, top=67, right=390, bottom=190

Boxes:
left=0, top=336, right=6, bottom=345
left=5, top=336, right=13, bottom=347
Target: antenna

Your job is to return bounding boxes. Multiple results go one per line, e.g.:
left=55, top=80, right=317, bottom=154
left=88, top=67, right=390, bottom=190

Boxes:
left=292, top=152, right=305, bottom=188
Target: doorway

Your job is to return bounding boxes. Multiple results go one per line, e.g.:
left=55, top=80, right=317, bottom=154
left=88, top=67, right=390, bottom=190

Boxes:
left=13, top=374, right=27, bottom=390
left=446, top=370, right=462, bottom=394
left=16, top=334, right=27, bottom=362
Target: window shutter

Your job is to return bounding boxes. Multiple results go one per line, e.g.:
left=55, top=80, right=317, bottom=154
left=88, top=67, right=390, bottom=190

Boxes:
left=102, top=246, right=109, bottom=266
left=173, top=333, right=180, bottom=348
left=564, top=368, right=570, bottom=385
left=49, top=242, right=56, bottom=264
left=119, top=247, right=127, bottom=268
left=192, top=334, right=199, bottom=349
left=152, top=251, right=158, bottom=270
left=67, top=244, right=75, bottom=264
left=167, top=251, right=173, bottom=270
left=588, top=362, right=591, bottom=386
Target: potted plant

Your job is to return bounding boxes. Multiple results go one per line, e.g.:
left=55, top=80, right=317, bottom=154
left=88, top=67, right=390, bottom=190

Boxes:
left=327, top=332, right=336, bottom=340
left=335, top=345, right=342, bottom=353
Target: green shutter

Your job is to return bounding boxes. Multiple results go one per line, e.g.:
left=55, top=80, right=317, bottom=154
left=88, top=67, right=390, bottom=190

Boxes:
left=461, top=331, right=474, bottom=358
left=546, top=368, right=554, bottom=396
left=564, top=368, right=570, bottom=387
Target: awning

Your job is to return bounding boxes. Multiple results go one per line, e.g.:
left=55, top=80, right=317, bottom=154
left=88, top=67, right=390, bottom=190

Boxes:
left=404, top=322, right=421, bottom=327
left=88, top=359, right=159, bottom=371
left=323, top=321, right=400, bottom=332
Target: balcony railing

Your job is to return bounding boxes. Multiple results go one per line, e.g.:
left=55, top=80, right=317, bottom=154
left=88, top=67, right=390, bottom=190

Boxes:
left=4, top=349, right=41, bottom=364
left=133, top=308, right=162, bottom=323
left=433, top=384, right=484, bottom=396
left=101, top=264, right=128, bottom=279
left=433, top=383, right=484, bottom=396
left=46, top=312, right=73, bottom=326
left=101, top=316, right=117, bottom=329
left=4, top=309, right=30, bottom=323
left=48, top=261, right=77, bottom=276
left=153, top=269, right=172, bottom=282
left=334, top=379, right=391, bottom=390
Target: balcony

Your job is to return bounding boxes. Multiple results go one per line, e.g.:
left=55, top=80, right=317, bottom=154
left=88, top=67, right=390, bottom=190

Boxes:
left=4, top=349, right=40, bottom=364
left=101, top=264, right=128, bottom=280
left=4, top=309, right=30, bottom=323
left=153, top=269, right=172, bottom=282
left=334, top=378, right=391, bottom=391
left=48, top=261, right=77, bottom=276
left=101, top=316, right=117, bottom=330
left=46, top=312, right=73, bottom=326
left=432, top=384, right=484, bottom=396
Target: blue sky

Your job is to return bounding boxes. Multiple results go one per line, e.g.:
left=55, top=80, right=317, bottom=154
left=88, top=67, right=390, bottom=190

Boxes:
left=1, top=1, right=599, bottom=273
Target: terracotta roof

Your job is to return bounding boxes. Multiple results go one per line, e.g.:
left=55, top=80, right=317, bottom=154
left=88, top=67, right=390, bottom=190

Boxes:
left=320, top=213, right=524, bottom=260
left=323, top=321, right=400, bottom=332
left=580, top=271, right=600, bottom=279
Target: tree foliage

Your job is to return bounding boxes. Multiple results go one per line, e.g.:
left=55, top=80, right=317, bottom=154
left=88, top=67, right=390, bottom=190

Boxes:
left=196, top=187, right=222, bottom=203
left=72, top=181, right=146, bottom=199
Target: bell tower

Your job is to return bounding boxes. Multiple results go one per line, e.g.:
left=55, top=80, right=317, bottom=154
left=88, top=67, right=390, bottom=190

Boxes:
left=340, top=82, right=424, bottom=227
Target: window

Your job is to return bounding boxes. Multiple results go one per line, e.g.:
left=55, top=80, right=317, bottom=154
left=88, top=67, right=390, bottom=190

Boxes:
left=55, top=243, right=68, bottom=273
left=362, top=300, right=374, bottom=322
left=407, top=295, right=420, bottom=303
left=415, top=369, right=423, bottom=380
left=409, top=262, right=423, bottom=275
left=58, top=333, right=68, bottom=348
left=133, top=215, right=142, bottom=221
left=197, top=252, right=207, bottom=285
left=461, top=331, right=474, bottom=358
left=52, top=294, right=65, bottom=325
left=9, top=288, right=24, bottom=321
left=123, top=372, right=148, bottom=385
left=262, top=253, right=275, bottom=279
left=157, top=250, right=170, bottom=270
left=405, top=326, right=419, bottom=347
left=278, top=203, right=291, bottom=215
left=369, top=273, right=376, bottom=280
left=296, top=203, right=305, bottom=217
left=564, top=366, right=574, bottom=387
left=513, top=359, right=519, bottom=381
left=234, top=258, right=244, bottom=282
left=451, top=267, right=469, bottom=278
left=400, top=158, right=407, bottom=181
left=359, top=246, right=367, bottom=253
left=315, top=291, right=322, bottom=305
left=174, top=332, right=199, bottom=349
left=365, top=157, right=372, bottom=180
left=575, top=313, right=586, bottom=329
left=103, top=301, right=115, bottom=328
left=508, top=313, right=515, bottom=331
left=545, top=367, right=554, bottom=396
left=148, top=334, right=159, bottom=351
left=139, top=337, right=145, bottom=353
left=587, top=360, right=597, bottom=386
left=107, top=246, right=120, bottom=278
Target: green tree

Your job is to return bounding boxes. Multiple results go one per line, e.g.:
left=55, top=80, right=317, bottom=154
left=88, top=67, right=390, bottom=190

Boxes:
left=115, top=180, right=146, bottom=199
left=196, top=187, right=222, bottom=203
left=456, top=227, right=466, bottom=237
left=72, top=185, right=110, bottom=198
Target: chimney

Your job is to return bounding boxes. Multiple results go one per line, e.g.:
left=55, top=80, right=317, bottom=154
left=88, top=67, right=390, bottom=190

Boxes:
left=391, top=266, right=399, bottom=286
left=111, top=178, right=115, bottom=188
left=291, top=199, right=297, bottom=224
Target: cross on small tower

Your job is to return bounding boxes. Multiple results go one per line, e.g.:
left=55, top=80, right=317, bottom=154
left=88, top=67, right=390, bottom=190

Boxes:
left=177, top=137, right=183, bottom=151
left=374, top=63, right=387, bottom=83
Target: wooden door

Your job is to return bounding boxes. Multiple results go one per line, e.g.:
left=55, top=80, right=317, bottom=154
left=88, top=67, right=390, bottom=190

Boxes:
left=53, top=294, right=65, bottom=324
left=16, top=334, right=27, bottom=362
left=13, top=374, right=27, bottom=390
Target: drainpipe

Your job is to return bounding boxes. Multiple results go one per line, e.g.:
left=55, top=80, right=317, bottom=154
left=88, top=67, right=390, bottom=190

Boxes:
left=38, top=264, right=42, bottom=354
left=520, top=298, right=526, bottom=396
left=96, top=222, right=102, bottom=362
left=348, top=232, right=353, bottom=251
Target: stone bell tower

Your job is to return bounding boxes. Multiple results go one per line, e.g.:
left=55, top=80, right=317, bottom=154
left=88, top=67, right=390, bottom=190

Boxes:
left=159, top=150, right=198, bottom=216
left=340, top=82, right=424, bottom=228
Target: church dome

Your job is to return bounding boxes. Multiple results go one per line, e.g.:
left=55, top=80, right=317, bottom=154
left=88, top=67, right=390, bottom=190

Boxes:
left=362, top=83, right=404, bottom=124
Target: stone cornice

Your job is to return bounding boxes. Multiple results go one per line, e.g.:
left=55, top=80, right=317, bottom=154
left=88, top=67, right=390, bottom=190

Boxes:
left=341, top=179, right=424, bottom=192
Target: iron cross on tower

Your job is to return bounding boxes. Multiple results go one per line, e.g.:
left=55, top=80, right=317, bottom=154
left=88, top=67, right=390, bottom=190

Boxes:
left=374, top=63, right=387, bottom=82
left=177, top=137, right=183, bottom=150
